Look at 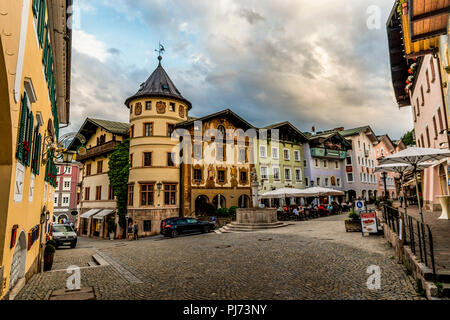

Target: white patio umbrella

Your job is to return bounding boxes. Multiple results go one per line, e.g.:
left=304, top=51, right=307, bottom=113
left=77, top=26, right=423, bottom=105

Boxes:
left=375, top=162, right=433, bottom=211
left=295, top=187, right=345, bottom=197
left=259, top=187, right=306, bottom=199
left=379, top=147, right=450, bottom=222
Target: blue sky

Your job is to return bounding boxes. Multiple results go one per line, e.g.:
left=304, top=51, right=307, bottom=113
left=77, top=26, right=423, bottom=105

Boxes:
left=65, top=0, right=414, bottom=140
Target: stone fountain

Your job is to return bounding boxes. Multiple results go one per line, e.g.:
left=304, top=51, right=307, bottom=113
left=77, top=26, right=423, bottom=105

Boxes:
left=219, top=168, right=288, bottom=233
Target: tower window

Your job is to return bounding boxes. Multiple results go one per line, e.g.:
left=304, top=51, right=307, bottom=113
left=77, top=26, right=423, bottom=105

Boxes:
left=167, top=124, right=175, bottom=137
left=144, top=123, right=153, bottom=137
left=145, top=101, right=151, bottom=110
left=169, top=103, right=175, bottom=112
left=143, top=152, right=152, bottom=167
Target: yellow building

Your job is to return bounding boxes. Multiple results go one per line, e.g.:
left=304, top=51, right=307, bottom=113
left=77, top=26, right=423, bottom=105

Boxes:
left=0, top=0, right=71, bottom=298
left=69, top=118, right=129, bottom=239
left=176, top=109, right=256, bottom=216
left=124, top=55, right=191, bottom=236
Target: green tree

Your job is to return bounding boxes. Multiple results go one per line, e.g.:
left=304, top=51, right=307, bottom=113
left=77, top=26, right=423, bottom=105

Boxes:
left=401, top=129, right=415, bottom=146
left=107, top=138, right=130, bottom=235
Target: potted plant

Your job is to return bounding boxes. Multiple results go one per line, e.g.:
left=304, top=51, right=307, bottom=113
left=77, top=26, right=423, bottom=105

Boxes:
left=107, top=220, right=116, bottom=240
left=43, top=241, right=56, bottom=271
left=344, top=209, right=362, bottom=232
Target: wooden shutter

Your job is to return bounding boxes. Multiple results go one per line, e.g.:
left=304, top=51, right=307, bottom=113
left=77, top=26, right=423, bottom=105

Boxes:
left=43, top=23, right=49, bottom=68
left=16, top=93, right=29, bottom=162
left=38, top=0, right=46, bottom=46
left=36, top=133, right=42, bottom=175
left=32, top=0, right=40, bottom=16
left=26, top=112, right=34, bottom=166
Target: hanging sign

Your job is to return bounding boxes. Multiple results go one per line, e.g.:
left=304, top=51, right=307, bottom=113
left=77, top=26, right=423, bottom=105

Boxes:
left=360, top=211, right=378, bottom=234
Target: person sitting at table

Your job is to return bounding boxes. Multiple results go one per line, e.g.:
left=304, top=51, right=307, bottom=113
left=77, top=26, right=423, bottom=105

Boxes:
left=293, top=206, right=299, bottom=217
left=327, top=204, right=334, bottom=214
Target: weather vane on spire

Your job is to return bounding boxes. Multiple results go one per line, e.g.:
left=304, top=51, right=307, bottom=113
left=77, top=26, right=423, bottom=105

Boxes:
left=155, top=42, right=165, bottom=62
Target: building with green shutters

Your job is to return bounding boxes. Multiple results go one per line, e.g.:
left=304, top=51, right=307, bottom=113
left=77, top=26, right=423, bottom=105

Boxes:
left=254, top=122, right=309, bottom=206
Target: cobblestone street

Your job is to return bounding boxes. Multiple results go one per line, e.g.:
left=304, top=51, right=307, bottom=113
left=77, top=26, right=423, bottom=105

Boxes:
left=16, top=215, right=422, bottom=300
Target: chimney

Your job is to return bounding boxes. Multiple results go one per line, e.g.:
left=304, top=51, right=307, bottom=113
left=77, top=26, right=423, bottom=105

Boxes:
left=312, top=126, right=316, bottom=134
left=334, top=127, right=344, bottom=131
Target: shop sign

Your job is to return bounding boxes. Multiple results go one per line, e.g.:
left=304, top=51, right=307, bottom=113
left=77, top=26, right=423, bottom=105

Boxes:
left=360, top=210, right=378, bottom=234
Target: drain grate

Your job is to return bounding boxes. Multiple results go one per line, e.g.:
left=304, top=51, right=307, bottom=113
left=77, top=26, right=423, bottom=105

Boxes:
left=215, top=245, right=231, bottom=249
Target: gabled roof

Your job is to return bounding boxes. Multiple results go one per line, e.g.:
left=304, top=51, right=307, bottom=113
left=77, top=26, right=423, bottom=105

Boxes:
left=88, top=118, right=130, bottom=135
left=124, top=58, right=192, bottom=109
left=263, top=121, right=308, bottom=143
left=309, top=131, right=352, bottom=149
left=68, top=118, right=129, bottom=150
left=377, top=134, right=396, bottom=152
left=339, top=126, right=378, bottom=143
left=175, top=109, right=256, bottom=130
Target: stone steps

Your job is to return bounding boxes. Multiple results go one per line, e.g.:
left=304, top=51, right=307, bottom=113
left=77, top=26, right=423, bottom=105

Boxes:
left=219, top=221, right=288, bottom=233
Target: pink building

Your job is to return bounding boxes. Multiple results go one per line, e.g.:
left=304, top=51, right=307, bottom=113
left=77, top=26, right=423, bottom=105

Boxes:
left=409, top=54, right=450, bottom=211
left=53, top=163, right=80, bottom=224
left=374, top=135, right=406, bottom=199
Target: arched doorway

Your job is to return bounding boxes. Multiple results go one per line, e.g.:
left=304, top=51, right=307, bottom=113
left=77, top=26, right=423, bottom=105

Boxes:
left=10, top=231, right=27, bottom=289
left=195, top=195, right=210, bottom=215
left=361, top=190, right=367, bottom=200
left=439, top=164, right=449, bottom=196
left=212, top=194, right=226, bottom=209
left=57, top=214, right=69, bottom=224
left=238, top=195, right=250, bottom=208
left=374, top=190, right=378, bottom=200
left=347, top=190, right=356, bottom=202
left=368, top=190, right=373, bottom=201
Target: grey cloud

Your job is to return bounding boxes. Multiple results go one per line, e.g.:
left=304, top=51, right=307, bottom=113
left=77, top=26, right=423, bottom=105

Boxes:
left=238, top=8, right=265, bottom=25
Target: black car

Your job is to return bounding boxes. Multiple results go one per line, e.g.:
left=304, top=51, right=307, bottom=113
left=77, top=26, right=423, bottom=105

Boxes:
left=160, top=218, right=215, bottom=238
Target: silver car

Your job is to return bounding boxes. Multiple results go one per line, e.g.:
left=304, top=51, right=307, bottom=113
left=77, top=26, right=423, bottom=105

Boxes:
left=52, top=224, right=77, bottom=248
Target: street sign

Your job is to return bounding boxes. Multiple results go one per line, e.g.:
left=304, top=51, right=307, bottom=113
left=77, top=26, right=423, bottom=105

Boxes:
left=360, top=211, right=378, bottom=234
left=355, top=200, right=365, bottom=210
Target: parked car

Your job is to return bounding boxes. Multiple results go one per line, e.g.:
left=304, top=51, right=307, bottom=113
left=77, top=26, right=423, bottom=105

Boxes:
left=160, top=218, right=215, bottom=238
left=52, top=224, right=77, bottom=248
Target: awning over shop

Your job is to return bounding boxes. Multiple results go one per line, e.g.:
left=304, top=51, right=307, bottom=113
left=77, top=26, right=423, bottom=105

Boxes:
left=92, top=209, right=115, bottom=220
left=402, top=179, right=417, bottom=187
left=80, top=209, right=101, bottom=219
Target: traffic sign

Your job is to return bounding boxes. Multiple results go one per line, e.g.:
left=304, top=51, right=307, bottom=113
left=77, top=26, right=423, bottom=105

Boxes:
left=355, top=200, right=365, bottom=210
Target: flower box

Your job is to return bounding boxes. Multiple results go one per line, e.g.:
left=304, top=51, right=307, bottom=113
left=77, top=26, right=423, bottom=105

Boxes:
left=345, top=219, right=361, bottom=232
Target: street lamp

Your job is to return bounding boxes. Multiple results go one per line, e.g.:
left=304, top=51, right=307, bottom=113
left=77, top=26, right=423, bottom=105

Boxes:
left=61, top=150, right=76, bottom=163
left=382, top=172, right=388, bottom=201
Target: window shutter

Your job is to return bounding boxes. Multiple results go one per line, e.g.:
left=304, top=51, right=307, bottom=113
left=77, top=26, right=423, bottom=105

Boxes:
left=32, top=0, right=40, bottom=17
left=43, top=24, right=49, bottom=68
left=37, top=133, right=42, bottom=175
left=26, top=112, right=34, bottom=166
left=38, top=0, right=46, bottom=46
left=16, top=93, right=29, bottom=163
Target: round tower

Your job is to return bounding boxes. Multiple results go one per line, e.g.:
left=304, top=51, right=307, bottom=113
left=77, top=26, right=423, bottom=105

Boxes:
left=124, top=56, right=192, bottom=236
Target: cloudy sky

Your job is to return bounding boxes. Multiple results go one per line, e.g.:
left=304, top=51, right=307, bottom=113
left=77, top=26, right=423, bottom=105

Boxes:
left=65, top=0, right=413, bottom=140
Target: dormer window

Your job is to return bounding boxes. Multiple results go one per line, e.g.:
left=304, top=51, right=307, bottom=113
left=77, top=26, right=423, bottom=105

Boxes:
left=162, top=84, right=169, bottom=90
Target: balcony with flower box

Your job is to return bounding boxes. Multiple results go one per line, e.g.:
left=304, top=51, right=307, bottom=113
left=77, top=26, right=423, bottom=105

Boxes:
left=310, top=148, right=347, bottom=160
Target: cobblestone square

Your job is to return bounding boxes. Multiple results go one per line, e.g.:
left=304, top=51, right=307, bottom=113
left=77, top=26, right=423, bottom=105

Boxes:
left=16, top=215, right=422, bottom=300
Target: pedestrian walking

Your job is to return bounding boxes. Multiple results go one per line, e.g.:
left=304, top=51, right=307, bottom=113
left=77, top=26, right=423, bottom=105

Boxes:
left=399, top=190, right=404, bottom=208
left=133, top=222, right=139, bottom=240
